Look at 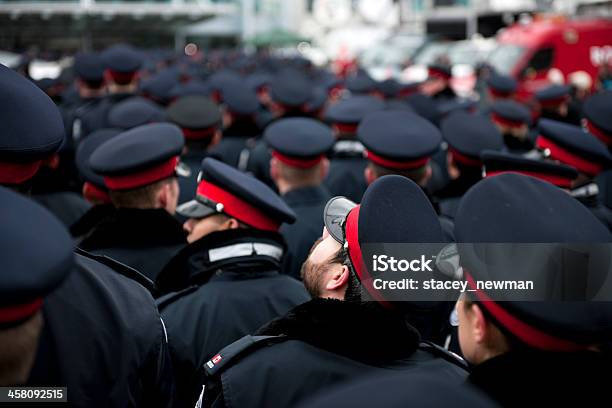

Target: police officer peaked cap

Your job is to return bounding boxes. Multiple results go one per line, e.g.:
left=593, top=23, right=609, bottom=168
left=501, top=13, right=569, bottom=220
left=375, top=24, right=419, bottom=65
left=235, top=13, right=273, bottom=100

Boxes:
left=486, top=73, right=518, bottom=97
left=358, top=110, right=441, bottom=170
left=168, top=80, right=211, bottom=99
left=0, top=186, right=73, bottom=324
left=177, top=158, right=296, bottom=231
left=442, top=112, right=503, bottom=166
left=324, top=96, right=385, bottom=126
left=537, top=119, right=611, bottom=177
left=491, top=101, right=531, bottom=127
left=140, top=69, right=180, bottom=103
left=265, top=118, right=334, bottom=168
left=270, top=71, right=312, bottom=107
left=582, top=91, right=612, bottom=145
left=455, top=173, right=612, bottom=349
left=73, top=52, right=105, bottom=83
left=491, top=100, right=531, bottom=127
left=0, top=64, right=65, bottom=184
left=481, top=150, right=578, bottom=188
left=326, top=176, right=444, bottom=307
left=222, top=83, right=259, bottom=115
left=90, top=123, right=184, bottom=190
left=166, top=96, right=221, bottom=140
left=108, top=96, right=166, bottom=129
left=101, top=44, right=143, bottom=73
left=76, top=128, right=122, bottom=190
left=535, top=84, right=571, bottom=106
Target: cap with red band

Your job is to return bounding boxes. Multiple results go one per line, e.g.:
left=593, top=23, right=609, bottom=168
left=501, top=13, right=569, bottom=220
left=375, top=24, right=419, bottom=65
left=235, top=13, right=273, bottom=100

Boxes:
left=177, top=158, right=296, bottom=232
left=108, top=96, right=165, bottom=130
left=537, top=119, right=611, bottom=177
left=90, top=123, right=185, bottom=191
left=1, top=187, right=73, bottom=326
left=535, top=84, right=571, bottom=108
left=167, top=95, right=221, bottom=141
left=487, top=73, right=518, bottom=98
left=0, top=64, right=64, bottom=185
left=455, top=173, right=612, bottom=350
left=324, top=95, right=385, bottom=135
left=582, top=91, right=612, bottom=146
left=491, top=100, right=531, bottom=129
left=442, top=111, right=503, bottom=168
left=481, top=150, right=578, bottom=189
left=358, top=110, right=441, bottom=173
left=338, top=175, right=445, bottom=309
left=265, top=118, right=334, bottom=169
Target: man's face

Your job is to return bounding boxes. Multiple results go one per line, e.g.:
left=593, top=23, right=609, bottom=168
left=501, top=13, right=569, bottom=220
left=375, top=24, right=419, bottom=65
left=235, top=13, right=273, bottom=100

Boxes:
left=301, top=228, right=344, bottom=298
left=183, top=213, right=229, bottom=244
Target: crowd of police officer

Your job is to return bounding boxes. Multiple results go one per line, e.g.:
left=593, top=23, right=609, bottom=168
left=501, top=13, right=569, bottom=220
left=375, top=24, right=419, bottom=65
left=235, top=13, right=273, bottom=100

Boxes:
left=1, top=43, right=612, bottom=407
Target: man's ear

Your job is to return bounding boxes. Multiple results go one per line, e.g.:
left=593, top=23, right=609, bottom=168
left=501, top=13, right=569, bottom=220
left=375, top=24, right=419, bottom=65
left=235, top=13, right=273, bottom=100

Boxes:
left=364, top=165, right=376, bottom=185
left=470, top=303, right=489, bottom=345
left=221, top=217, right=241, bottom=230
left=157, top=183, right=170, bottom=209
left=209, top=130, right=222, bottom=149
left=421, top=164, right=433, bottom=186
left=319, top=158, right=330, bottom=180
left=325, top=264, right=350, bottom=292
left=270, top=157, right=280, bottom=183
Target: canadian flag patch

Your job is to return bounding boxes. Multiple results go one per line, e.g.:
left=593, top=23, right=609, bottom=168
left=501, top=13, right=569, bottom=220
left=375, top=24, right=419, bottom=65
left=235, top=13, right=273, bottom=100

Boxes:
left=212, top=354, right=222, bottom=364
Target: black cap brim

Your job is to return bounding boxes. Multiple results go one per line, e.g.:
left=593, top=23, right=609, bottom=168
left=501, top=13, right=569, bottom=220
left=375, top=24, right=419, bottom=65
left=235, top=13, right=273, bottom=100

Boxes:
left=324, top=196, right=357, bottom=244
left=176, top=199, right=216, bottom=219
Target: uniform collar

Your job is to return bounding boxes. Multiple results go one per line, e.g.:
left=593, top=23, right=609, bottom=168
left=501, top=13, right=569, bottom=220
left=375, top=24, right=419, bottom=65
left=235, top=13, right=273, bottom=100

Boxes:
left=156, top=229, right=286, bottom=294
left=78, top=208, right=186, bottom=250
left=255, top=298, right=421, bottom=364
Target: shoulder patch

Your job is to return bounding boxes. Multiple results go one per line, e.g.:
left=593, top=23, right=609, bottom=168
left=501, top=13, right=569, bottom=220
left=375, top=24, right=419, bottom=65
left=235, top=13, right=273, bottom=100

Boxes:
left=419, top=341, right=468, bottom=370
left=202, top=335, right=287, bottom=377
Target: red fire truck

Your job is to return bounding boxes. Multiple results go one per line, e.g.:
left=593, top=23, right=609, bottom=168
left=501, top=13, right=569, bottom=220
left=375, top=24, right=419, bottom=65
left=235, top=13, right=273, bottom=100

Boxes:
left=488, top=17, right=612, bottom=98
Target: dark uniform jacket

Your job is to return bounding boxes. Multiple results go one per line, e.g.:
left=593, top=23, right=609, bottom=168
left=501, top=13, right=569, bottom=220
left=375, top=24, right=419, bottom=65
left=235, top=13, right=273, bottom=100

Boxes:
left=78, top=208, right=187, bottom=281
left=468, top=350, right=610, bottom=407
left=70, top=204, right=116, bottom=238
left=156, top=229, right=310, bottom=408
left=280, top=185, right=331, bottom=279
left=324, top=139, right=368, bottom=203
left=199, top=299, right=468, bottom=408
left=33, top=192, right=92, bottom=228
left=27, top=251, right=175, bottom=407
left=208, top=121, right=260, bottom=169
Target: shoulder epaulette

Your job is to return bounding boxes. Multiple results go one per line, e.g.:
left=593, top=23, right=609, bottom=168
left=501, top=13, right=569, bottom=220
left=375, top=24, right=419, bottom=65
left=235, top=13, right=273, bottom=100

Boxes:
left=202, top=335, right=287, bottom=377
left=75, top=248, right=159, bottom=296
